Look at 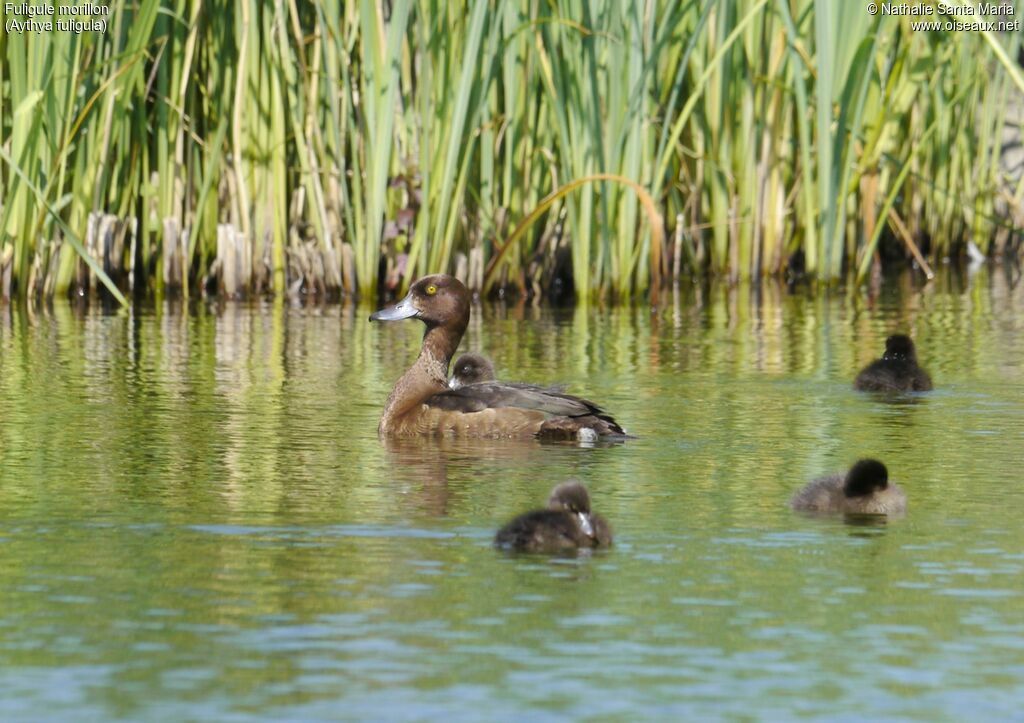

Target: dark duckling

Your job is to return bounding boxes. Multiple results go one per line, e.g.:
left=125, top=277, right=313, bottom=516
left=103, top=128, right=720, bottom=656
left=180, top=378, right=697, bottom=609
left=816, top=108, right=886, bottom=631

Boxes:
left=495, top=481, right=613, bottom=552
left=790, top=459, right=907, bottom=515
left=449, top=352, right=496, bottom=388
left=369, top=274, right=626, bottom=439
left=854, top=335, right=933, bottom=392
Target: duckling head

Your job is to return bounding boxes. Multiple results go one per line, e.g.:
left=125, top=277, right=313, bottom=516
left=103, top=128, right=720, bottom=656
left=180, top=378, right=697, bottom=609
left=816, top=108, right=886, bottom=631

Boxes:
left=449, top=352, right=496, bottom=389
left=548, top=481, right=595, bottom=538
left=882, top=335, right=917, bottom=363
left=843, top=459, right=889, bottom=498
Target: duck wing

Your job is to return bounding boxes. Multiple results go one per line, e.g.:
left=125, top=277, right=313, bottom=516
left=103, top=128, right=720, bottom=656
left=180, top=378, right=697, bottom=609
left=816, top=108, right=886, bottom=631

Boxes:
left=493, top=380, right=570, bottom=394
left=425, top=381, right=606, bottom=418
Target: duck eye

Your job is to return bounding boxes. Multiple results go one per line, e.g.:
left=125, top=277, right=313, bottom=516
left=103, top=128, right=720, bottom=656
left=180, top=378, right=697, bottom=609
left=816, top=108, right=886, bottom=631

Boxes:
left=425, top=284, right=438, bottom=295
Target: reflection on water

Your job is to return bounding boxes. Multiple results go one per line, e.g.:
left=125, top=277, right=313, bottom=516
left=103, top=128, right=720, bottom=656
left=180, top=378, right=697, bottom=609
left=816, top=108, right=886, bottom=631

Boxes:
left=1, top=268, right=1023, bottom=719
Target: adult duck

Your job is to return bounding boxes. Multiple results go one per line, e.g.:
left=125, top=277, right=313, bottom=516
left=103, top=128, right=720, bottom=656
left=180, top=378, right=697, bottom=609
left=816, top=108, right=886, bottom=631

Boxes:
left=369, top=274, right=626, bottom=439
left=854, top=335, right=933, bottom=392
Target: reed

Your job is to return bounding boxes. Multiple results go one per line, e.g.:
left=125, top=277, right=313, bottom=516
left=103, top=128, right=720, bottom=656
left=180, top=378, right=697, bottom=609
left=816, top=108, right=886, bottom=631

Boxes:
left=0, top=0, right=1020, bottom=304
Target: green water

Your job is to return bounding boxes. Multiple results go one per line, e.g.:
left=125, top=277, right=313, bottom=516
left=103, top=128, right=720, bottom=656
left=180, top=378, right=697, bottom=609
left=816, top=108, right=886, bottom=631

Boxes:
left=1, top=270, right=1023, bottom=720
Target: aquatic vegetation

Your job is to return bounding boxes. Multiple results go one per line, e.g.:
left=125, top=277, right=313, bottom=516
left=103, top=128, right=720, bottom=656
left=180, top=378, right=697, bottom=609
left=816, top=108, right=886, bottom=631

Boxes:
left=0, top=0, right=1021, bottom=303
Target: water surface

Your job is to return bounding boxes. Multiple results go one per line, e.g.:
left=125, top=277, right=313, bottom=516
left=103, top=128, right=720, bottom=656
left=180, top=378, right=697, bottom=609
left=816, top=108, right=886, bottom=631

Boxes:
left=1, top=269, right=1023, bottom=720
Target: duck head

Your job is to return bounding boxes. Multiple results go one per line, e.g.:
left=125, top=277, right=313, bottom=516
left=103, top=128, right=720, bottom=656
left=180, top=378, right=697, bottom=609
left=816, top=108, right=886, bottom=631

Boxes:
left=843, top=459, right=889, bottom=498
left=548, top=481, right=595, bottom=538
left=449, top=352, right=496, bottom=389
left=882, top=335, right=917, bottom=363
left=370, top=274, right=471, bottom=331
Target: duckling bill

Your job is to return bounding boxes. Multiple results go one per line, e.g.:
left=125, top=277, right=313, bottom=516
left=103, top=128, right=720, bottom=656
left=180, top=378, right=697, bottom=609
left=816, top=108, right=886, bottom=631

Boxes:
left=854, top=335, right=933, bottom=392
left=370, top=274, right=627, bottom=440
left=790, top=459, right=907, bottom=515
left=495, top=482, right=613, bottom=552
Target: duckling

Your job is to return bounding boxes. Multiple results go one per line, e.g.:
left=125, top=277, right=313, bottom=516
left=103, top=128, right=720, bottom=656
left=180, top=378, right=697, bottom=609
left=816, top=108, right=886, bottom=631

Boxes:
left=449, top=352, right=570, bottom=395
left=449, top=352, right=496, bottom=388
left=854, top=335, right=933, bottom=392
left=790, top=459, right=907, bottom=515
left=369, top=274, right=626, bottom=439
left=495, top=481, right=613, bottom=552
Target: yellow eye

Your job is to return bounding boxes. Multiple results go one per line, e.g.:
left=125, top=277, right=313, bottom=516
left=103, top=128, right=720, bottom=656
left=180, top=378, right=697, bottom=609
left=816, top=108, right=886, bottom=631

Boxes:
left=425, top=284, right=437, bottom=295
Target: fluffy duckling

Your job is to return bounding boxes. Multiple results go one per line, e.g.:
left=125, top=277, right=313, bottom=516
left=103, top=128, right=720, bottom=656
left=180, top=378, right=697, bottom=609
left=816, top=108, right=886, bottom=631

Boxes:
left=449, top=352, right=496, bottom=388
left=854, top=335, right=933, bottom=392
left=495, top=481, right=613, bottom=552
left=790, top=459, right=907, bottom=515
left=450, top=352, right=571, bottom=396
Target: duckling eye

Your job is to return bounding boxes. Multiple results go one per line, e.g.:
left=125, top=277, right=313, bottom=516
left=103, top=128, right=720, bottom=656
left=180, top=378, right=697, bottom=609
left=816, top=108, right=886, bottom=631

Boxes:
left=425, top=284, right=438, bottom=296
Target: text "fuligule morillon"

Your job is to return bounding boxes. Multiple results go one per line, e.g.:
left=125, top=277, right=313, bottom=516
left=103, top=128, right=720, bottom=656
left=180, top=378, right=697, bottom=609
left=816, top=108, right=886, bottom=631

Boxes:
left=5, top=2, right=109, bottom=16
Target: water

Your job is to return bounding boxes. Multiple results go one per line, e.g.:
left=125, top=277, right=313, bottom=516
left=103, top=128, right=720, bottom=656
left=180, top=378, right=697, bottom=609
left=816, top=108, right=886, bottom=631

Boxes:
left=1, top=269, right=1023, bottom=720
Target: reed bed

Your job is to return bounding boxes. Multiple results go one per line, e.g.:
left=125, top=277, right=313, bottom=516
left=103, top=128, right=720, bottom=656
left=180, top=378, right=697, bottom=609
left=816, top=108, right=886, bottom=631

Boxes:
left=0, top=0, right=1021, bottom=304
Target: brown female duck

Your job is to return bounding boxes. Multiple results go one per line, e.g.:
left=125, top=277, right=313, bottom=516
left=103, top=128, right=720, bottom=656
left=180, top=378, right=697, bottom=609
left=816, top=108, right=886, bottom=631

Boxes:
left=790, top=459, right=907, bottom=516
left=369, top=274, right=626, bottom=439
left=495, top=481, right=613, bottom=552
left=854, top=335, right=933, bottom=392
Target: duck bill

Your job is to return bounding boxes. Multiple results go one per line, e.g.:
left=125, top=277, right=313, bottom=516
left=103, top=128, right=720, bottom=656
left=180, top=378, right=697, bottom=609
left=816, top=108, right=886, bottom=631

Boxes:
left=577, top=512, right=595, bottom=538
left=369, top=293, right=419, bottom=322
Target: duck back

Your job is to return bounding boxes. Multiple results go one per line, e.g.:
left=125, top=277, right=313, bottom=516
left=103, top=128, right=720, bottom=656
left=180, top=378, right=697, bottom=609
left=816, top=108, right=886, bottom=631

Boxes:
left=854, top=359, right=933, bottom=392
left=495, top=510, right=589, bottom=552
left=790, top=474, right=908, bottom=515
left=495, top=509, right=613, bottom=552
left=425, top=382, right=627, bottom=440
